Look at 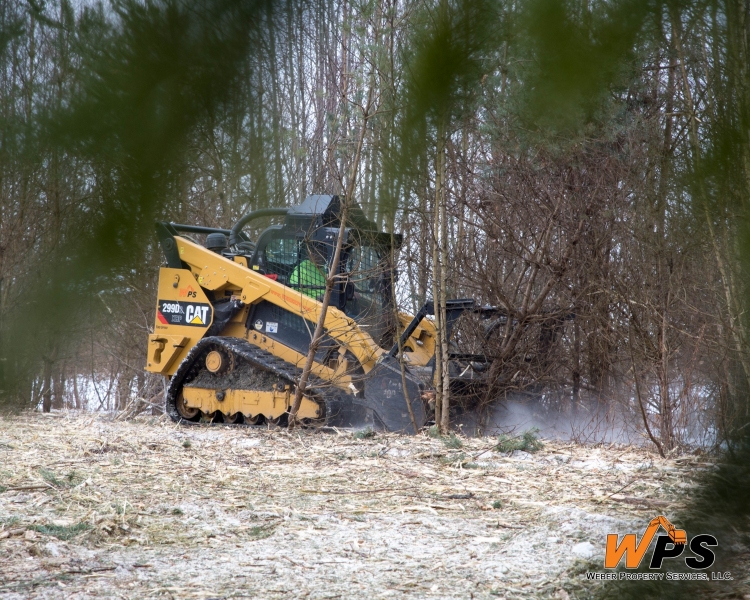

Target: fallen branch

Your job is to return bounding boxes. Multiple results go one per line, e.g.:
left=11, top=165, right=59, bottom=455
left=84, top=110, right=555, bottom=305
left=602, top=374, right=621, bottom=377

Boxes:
left=609, top=494, right=672, bottom=507
left=299, top=487, right=410, bottom=495
left=2, top=485, right=50, bottom=492
left=607, top=478, right=639, bottom=498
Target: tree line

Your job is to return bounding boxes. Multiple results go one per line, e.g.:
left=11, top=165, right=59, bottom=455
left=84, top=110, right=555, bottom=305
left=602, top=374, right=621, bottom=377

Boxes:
left=1, top=0, right=749, bottom=452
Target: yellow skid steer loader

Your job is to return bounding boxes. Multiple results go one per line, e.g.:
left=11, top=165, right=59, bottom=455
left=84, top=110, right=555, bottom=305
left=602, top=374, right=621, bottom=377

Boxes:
left=145, top=195, right=491, bottom=431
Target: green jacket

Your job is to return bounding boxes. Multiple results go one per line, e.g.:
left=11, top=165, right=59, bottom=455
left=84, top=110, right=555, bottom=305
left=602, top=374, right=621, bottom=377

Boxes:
left=289, top=259, right=327, bottom=298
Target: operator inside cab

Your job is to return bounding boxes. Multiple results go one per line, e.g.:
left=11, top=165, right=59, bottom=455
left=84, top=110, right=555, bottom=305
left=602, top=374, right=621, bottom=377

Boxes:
left=290, top=241, right=328, bottom=300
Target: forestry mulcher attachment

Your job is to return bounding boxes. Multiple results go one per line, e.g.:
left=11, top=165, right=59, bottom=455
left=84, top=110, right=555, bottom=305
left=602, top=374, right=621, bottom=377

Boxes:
left=145, top=195, right=491, bottom=431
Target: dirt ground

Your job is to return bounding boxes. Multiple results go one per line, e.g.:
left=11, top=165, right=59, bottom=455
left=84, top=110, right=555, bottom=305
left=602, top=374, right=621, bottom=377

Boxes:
left=0, top=412, right=742, bottom=599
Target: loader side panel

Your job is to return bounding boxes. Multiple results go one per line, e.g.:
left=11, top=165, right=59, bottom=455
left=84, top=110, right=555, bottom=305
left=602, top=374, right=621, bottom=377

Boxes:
left=248, top=300, right=338, bottom=363
left=145, top=268, right=213, bottom=375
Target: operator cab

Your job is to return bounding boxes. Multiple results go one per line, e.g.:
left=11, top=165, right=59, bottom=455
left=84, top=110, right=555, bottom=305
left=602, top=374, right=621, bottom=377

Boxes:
left=248, top=195, right=400, bottom=346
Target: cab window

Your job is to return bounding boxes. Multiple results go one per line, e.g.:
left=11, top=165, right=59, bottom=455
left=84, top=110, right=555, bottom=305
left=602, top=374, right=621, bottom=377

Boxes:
left=345, top=245, right=389, bottom=341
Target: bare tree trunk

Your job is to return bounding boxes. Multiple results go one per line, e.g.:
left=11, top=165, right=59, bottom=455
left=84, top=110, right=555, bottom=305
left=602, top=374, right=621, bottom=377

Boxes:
left=572, top=289, right=581, bottom=415
left=656, top=27, right=676, bottom=451
left=289, top=85, right=375, bottom=426
left=42, top=357, right=53, bottom=413
left=418, top=177, right=429, bottom=309
left=390, top=237, right=419, bottom=434
left=72, top=371, right=81, bottom=410
left=53, top=360, right=65, bottom=409
left=431, top=148, right=444, bottom=430
left=437, top=122, right=451, bottom=434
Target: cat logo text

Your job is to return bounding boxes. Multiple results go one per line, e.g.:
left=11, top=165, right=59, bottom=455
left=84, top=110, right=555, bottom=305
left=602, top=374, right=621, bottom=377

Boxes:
left=157, top=300, right=212, bottom=328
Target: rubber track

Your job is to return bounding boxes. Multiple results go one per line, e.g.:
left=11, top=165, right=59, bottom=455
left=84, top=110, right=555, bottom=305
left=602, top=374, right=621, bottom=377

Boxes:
left=165, top=336, right=349, bottom=427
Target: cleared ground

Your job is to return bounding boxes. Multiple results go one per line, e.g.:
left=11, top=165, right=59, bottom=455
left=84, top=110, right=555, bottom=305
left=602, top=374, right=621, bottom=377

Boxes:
left=0, top=411, right=727, bottom=599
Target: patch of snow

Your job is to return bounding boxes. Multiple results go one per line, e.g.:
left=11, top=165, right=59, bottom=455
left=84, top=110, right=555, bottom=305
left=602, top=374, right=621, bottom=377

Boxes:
left=236, top=438, right=261, bottom=447
left=509, top=450, right=533, bottom=460
left=571, top=542, right=596, bottom=558
left=570, top=459, right=607, bottom=470
left=385, top=448, right=411, bottom=457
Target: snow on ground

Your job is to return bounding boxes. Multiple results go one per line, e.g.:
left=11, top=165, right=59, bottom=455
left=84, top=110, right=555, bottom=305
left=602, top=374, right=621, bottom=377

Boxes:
left=0, top=411, right=708, bottom=598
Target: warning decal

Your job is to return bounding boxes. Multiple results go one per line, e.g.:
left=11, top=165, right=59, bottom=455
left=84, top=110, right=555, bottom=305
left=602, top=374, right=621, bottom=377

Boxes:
left=157, top=300, right=212, bottom=328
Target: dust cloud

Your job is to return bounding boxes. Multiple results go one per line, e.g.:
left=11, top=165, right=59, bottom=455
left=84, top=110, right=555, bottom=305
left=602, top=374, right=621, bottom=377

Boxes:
left=457, top=394, right=644, bottom=445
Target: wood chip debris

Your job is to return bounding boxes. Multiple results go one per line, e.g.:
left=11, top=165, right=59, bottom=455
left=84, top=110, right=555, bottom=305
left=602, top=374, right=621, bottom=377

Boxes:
left=0, top=411, right=708, bottom=598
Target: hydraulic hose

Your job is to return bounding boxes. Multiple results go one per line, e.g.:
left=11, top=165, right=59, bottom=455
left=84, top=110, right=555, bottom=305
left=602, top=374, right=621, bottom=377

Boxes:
left=229, top=207, right=290, bottom=245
